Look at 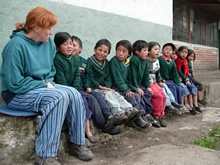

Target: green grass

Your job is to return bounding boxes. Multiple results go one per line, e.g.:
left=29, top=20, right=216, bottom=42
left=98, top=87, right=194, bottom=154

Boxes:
left=194, top=123, right=220, bottom=150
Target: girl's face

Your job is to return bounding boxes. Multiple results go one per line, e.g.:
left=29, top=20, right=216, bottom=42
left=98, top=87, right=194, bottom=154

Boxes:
left=162, top=46, right=173, bottom=57
left=94, top=44, right=110, bottom=62
left=136, top=47, right=148, bottom=60
left=72, top=40, right=82, bottom=56
left=148, top=45, right=160, bottom=59
left=179, top=49, right=188, bottom=59
left=116, top=45, right=129, bottom=61
left=59, top=38, right=73, bottom=56
left=187, top=53, right=195, bottom=61
left=171, top=52, right=177, bottom=60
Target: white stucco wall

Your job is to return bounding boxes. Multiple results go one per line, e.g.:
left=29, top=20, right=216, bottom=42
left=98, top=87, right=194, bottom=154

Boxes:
left=50, top=0, right=173, bottom=27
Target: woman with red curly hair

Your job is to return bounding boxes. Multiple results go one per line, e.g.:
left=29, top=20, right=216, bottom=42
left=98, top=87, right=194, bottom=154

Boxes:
left=1, top=6, right=93, bottom=165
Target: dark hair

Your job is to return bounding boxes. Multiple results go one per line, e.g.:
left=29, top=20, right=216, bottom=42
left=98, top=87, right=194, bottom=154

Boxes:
left=54, top=32, right=71, bottom=49
left=148, top=41, right=160, bottom=52
left=94, top=39, right=111, bottom=54
left=71, top=35, right=83, bottom=48
left=162, top=43, right=175, bottom=51
left=177, top=46, right=188, bottom=53
left=133, top=40, right=148, bottom=53
left=187, top=49, right=196, bottom=61
left=116, top=40, right=132, bottom=55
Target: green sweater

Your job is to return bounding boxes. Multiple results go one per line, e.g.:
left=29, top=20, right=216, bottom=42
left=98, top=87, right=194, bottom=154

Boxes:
left=1, top=30, right=55, bottom=95
left=188, top=61, right=194, bottom=77
left=77, top=56, right=91, bottom=90
left=87, top=55, right=112, bottom=89
left=127, top=55, right=150, bottom=92
left=54, top=52, right=81, bottom=90
left=157, top=56, right=180, bottom=85
left=110, top=56, right=131, bottom=94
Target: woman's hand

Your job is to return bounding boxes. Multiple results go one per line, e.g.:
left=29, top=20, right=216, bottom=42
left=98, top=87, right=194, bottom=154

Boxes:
left=47, top=82, right=54, bottom=88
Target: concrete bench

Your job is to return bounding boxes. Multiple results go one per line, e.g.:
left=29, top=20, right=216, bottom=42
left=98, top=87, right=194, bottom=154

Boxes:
left=0, top=103, right=126, bottom=164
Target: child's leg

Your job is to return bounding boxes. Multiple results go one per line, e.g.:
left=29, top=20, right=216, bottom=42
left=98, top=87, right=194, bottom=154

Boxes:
left=80, top=91, right=106, bottom=129
left=150, top=83, right=166, bottom=117
left=187, top=94, right=193, bottom=107
left=166, top=80, right=182, bottom=104
left=99, top=90, right=124, bottom=116
left=112, top=90, right=133, bottom=110
left=85, top=119, right=92, bottom=138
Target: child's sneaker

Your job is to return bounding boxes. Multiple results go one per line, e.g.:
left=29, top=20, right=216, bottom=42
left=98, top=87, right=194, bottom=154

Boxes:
left=145, top=114, right=160, bottom=128
left=194, top=106, right=202, bottom=113
left=171, top=102, right=183, bottom=108
left=198, top=99, right=207, bottom=106
left=189, top=107, right=197, bottom=115
left=180, top=105, right=189, bottom=114
left=159, top=117, right=167, bottom=127
left=102, top=125, right=121, bottom=135
left=134, top=116, right=152, bottom=128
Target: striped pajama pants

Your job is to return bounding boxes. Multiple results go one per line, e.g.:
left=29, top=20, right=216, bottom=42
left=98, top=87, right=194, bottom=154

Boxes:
left=7, top=84, right=86, bottom=158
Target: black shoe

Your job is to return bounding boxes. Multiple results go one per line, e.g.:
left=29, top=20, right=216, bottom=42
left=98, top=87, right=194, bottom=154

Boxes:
left=171, top=102, right=183, bottom=108
left=151, top=117, right=161, bottom=128
left=198, top=99, right=207, bottom=105
left=135, top=116, right=151, bottom=128
left=145, top=114, right=157, bottom=124
left=159, top=117, right=167, bottom=127
left=125, top=120, right=143, bottom=131
left=105, top=115, right=128, bottom=129
left=194, top=106, right=202, bottom=113
left=189, top=107, right=197, bottom=115
left=165, top=105, right=181, bottom=115
left=124, top=109, right=140, bottom=121
left=102, top=125, right=121, bottom=135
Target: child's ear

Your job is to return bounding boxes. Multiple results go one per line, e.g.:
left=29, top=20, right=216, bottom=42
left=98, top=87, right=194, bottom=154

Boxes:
left=135, top=50, right=139, bottom=55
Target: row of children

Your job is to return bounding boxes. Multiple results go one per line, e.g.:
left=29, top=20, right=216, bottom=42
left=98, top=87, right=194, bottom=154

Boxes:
left=53, top=32, right=207, bottom=147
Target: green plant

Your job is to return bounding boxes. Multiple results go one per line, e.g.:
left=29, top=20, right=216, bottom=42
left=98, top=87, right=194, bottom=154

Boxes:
left=194, top=123, right=220, bottom=150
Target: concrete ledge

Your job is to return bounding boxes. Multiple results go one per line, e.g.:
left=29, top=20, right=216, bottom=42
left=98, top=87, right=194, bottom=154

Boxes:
left=0, top=114, right=132, bottom=164
left=0, top=80, right=219, bottom=164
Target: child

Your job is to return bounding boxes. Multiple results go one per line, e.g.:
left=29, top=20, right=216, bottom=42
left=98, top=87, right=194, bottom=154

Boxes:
left=71, top=35, right=127, bottom=135
left=53, top=32, right=98, bottom=145
left=171, top=48, right=191, bottom=114
left=87, top=39, right=139, bottom=124
left=187, top=49, right=207, bottom=106
left=158, top=43, right=183, bottom=106
left=127, top=40, right=160, bottom=128
left=175, top=46, right=199, bottom=114
left=109, top=40, right=150, bottom=129
left=146, top=41, right=167, bottom=127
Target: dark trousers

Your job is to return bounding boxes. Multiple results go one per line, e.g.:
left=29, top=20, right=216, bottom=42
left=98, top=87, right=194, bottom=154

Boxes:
left=80, top=91, right=107, bottom=129
left=139, top=86, right=153, bottom=114
left=166, top=80, right=182, bottom=104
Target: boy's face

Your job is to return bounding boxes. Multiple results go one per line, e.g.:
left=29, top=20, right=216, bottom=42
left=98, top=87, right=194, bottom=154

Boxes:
left=72, top=40, right=82, bottom=56
left=136, top=47, right=148, bottom=60
left=179, top=49, right=188, bottom=59
left=94, top=44, right=109, bottom=61
left=59, top=38, right=73, bottom=56
left=116, top=45, right=129, bottom=61
left=162, top=46, right=173, bottom=57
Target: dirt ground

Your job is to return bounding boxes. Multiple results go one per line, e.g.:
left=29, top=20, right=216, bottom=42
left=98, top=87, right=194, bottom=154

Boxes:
left=58, top=102, right=220, bottom=165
